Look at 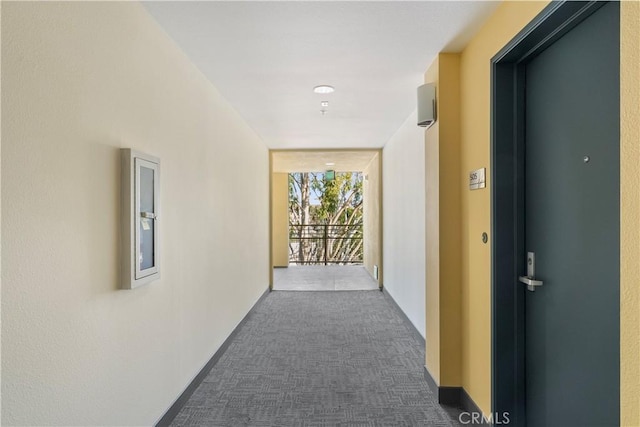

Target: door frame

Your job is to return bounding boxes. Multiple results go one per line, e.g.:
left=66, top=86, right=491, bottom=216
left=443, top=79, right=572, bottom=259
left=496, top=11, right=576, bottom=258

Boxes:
left=490, top=2, right=608, bottom=426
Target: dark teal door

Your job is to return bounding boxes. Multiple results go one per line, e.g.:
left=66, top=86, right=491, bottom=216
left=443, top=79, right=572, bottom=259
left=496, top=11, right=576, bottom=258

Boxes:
left=523, top=2, right=619, bottom=426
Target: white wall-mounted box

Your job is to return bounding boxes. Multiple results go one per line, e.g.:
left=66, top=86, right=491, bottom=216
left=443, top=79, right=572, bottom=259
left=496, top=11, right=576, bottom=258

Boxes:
left=417, top=83, right=437, bottom=128
left=121, top=149, right=160, bottom=289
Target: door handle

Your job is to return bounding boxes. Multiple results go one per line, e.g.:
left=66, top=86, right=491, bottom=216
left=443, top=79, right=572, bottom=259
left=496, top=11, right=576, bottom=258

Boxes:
left=520, top=251, right=543, bottom=291
left=519, top=276, right=543, bottom=291
left=141, top=212, right=157, bottom=220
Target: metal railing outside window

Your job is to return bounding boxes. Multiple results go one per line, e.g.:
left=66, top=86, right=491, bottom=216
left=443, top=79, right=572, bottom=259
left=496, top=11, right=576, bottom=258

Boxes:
left=288, top=223, right=363, bottom=265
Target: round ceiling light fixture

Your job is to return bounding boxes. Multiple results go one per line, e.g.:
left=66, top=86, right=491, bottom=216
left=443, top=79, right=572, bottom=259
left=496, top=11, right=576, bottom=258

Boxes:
left=314, top=85, right=335, bottom=94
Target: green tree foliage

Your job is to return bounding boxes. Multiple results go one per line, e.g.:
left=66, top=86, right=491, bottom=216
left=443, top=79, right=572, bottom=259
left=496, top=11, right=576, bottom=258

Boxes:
left=288, top=172, right=363, bottom=264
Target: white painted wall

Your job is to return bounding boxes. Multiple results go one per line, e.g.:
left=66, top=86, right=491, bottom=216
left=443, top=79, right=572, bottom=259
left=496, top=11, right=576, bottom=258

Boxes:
left=1, top=2, right=269, bottom=425
left=382, top=110, right=426, bottom=338
left=363, top=152, right=382, bottom=284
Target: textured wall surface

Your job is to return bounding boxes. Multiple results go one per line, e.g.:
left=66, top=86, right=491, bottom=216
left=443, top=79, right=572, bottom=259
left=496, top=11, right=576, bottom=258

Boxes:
left=1, top=2, right=269, bottom=425
left=382, top=110, right=426, bottom=338
left=620, top=1, right=640, bottom=424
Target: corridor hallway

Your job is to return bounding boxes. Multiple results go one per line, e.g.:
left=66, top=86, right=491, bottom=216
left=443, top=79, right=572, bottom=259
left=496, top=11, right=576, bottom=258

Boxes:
left=3, top=2, right=637, bottom=426
left=167, top=291, right=462, bottom=426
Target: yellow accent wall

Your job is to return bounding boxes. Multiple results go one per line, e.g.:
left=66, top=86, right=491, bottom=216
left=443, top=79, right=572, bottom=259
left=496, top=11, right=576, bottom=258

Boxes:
left=424, top=53, right=462, bottom=387
left=458, top=0, right=550, bottom=414
left=454, top=1, right=640, bottom=418
left=271, top=173, right=290, bottom=267
left=620, top=2, right=640, bottom=425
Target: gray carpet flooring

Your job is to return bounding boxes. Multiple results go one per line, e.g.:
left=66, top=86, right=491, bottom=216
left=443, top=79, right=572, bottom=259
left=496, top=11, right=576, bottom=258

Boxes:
left=170, top=291, right=463, bottom=426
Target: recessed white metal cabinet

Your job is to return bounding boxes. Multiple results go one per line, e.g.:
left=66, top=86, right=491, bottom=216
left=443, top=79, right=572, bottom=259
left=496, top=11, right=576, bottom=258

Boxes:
left=121, top=149, right=160, bottom=289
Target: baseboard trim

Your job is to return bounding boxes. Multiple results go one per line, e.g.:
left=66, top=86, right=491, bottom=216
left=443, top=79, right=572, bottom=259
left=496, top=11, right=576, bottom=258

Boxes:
left=460, top=387, right=488, bottom=424
left=381, top=288, right=425, bottom=347
left=423, top=365, right=460, bottom=405
left=439, top=386, right=463, bottom=406
left=423, top=366, right=487, bottom=423
left=156, top=287, right=271, bottom=427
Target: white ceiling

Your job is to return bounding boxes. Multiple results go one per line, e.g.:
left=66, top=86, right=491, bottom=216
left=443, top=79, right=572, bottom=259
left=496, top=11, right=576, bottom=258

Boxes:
left=144, top=1, right=499, bottom=149
left=272, top=150, right=378, bottom=173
